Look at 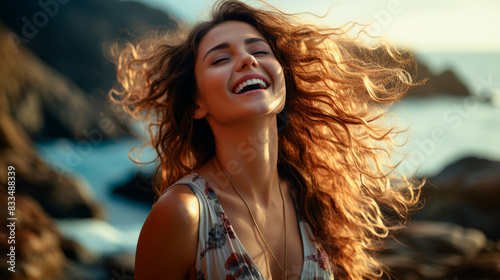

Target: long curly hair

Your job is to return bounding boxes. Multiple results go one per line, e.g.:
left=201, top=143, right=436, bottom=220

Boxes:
left=109, top=0, right=423, bottom=278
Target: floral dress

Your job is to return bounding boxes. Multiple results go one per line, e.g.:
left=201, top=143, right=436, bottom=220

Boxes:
left=166, top=173, right=334, bottom=280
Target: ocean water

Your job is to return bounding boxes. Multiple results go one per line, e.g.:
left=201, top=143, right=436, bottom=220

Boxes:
left=36, top=138, right=153, bottom=255
left=398, top=52, right=500, bottom=175
left=35, top=52, right=500, bottom=256
left=390, top=96, right=500, bottom=176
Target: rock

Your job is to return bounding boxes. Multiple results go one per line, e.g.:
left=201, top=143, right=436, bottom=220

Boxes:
left=0, top=194, right=133, bottom=280
left=0, top=194, right=66, bottom=280
left=111, top=172, right=155, bottom=205
left=380, top=221, right=488, bottom=280
left=347, top=44, right=472, bottom=99
left=379, top=157, right=500, bottom=279
left=0, top=0, right=176, bottom=97
left=379, top=255, right=429, bottom=280
left=0, top=23, right=129, bottom=141
left=445, top=251, right=500, bottom=280
left=408, top=62, right=471, bottom=98
left=415, top=157, right=500, bottom=239
left=103, top=253, right=135, bottom=280
left=60, top=237, right=97, bottom=264
left=61, top=261, right=106, bottom=280
left=390, top=221, right=487, bottom=259
left=62, top=251, right=135, bottom=280
left=0, top=110, right=103, bottom=218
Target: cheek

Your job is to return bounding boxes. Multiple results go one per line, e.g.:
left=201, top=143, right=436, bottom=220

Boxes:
left=271, top=63, right=286, bottom=88
left=196, top=66, right=216, bottom=87
left=196, top=69, right=229, bottom=99
left=207, top=69, right=225, bottom=83
left=268, top=59, right=283, bottom=77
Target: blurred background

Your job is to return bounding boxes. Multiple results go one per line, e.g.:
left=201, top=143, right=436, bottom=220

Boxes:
left=0, top=0, right=499, bottom=279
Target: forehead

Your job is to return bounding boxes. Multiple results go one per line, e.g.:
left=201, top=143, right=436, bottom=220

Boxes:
left=197, top=21, right=266, bottom=54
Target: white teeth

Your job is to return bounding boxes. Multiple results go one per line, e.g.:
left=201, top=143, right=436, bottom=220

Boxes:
left=234, top=78, right=268, bottom=94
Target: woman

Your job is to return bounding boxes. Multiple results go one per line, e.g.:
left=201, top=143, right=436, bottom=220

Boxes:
left=110, top=0, right=422, bottom=279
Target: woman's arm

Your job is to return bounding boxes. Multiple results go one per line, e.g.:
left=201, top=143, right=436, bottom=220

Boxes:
left=135, top=185, right=200, bottom=279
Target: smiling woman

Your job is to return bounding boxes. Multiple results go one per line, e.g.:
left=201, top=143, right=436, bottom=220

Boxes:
left=109, top=0, right=423, bottom=279
left=193, top=21, right=286, bottom=127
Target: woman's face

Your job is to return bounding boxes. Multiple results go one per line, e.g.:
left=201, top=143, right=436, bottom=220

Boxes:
left=193, top=21, right=286, bottom=125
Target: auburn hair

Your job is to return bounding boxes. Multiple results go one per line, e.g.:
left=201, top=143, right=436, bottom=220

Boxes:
left=109, top=0, right=423, bottom=278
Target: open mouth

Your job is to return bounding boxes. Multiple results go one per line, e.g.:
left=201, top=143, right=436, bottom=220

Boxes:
left=232, top=78, right=269, bottom=94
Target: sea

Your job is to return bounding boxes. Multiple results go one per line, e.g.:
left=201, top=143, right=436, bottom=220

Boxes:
left=36, top=52, right=500, bottom=257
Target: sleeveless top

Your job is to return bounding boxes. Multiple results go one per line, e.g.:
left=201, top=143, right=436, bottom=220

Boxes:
left=166, top=173, right=334, bottom=280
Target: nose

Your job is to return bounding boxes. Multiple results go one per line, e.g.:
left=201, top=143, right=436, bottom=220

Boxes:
left=236, top=51, right=259, bottom=72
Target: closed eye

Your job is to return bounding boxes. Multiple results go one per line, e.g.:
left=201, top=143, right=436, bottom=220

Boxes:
left=212, top=57, right=229, bottom=65
left=252, top=51, right=269, bottom=56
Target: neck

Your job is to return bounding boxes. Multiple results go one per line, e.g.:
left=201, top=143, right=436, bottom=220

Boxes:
left=207, top=116, right=280, bottom=206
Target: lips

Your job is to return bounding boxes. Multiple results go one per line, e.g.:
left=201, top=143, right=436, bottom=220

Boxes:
left=231, top=74, right=270, bottom=95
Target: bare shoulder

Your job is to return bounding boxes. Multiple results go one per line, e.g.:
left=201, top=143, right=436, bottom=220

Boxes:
left=135, top=184, right=200, bottom=280
left=153, top=184, right=200, bottom=226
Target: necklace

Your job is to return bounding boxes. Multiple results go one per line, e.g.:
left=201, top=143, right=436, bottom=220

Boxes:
left=213, top=157, right=287, bottom=277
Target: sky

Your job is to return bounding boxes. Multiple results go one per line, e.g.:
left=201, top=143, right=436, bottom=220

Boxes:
left=130, top=0, right=500, bottom=53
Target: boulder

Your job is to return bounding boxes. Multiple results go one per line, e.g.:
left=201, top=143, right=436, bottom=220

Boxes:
left=0, top=110, right=103, bottom=219
left=380, top=157, right=500, bottom=279
left=111, top=171, right=155, bottom=205
left=103, top=253, right=135, bottom=280
left=380, top=221, right=488, bottom=280
left=0, top=194, right=116, bottom=280
left=0, top=194, right=66, bottom=280
left=0, top=23, right=129, bottom=141
left=446, top=250, right=500, bottom=280
left=0, top=0, right=176, bottom=97
left=386, top=221, right=487, bottom=259
left=60, top=237, right=97, bottom=264
left=415, top=157, right=500, bottom=239
left=408, top=62, right=472, bottom=98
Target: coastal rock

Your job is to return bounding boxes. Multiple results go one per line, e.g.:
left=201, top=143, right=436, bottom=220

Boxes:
left=409, top=62, right=471, bottom=98
left=380, top=221, right=488, bottom=280
left=349, top=45, right=472, bottom=99
left=60, top=237, right=97, bottom=264
left=60, top=238, right=107, bottom=280
left=0, top=23, right=129, bottom=141
left=103, top=253, right=135, bottom=280
left=415, top=157, right=500, bottom=239
left=0, top=194, right=66, bottom=280
left=111, top=171, right=156, bottom=205
left=446, top=250, right=500, bottom=280
left=380, top=156, right=500, bottom=279
left=0, top=0, right=176, bottom=96
left=0, top=194, right=113, bottom=280
left=386, top=221, right=487, bottom=259
left=0, top=111, right=103, bottom=219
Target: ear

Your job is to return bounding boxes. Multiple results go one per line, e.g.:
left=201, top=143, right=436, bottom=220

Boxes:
left=193, top=100, right=208, bottom=120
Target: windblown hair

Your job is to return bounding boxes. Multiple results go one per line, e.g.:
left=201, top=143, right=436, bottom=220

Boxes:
left=110, top=0, right=423, bottom=278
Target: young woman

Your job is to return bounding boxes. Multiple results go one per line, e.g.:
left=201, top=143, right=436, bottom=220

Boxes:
left=110, top=1, right=422, bottom=279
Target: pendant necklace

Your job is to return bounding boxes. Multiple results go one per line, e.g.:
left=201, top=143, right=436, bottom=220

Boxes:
left=214, top=157, right=287, bottom=277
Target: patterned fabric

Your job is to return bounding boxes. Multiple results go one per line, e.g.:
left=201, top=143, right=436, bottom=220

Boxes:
left=167, top=173, right=334, bottom=280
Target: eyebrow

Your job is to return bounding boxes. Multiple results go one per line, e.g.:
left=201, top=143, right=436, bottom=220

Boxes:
left=202, top=37, right=267, bottom=62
